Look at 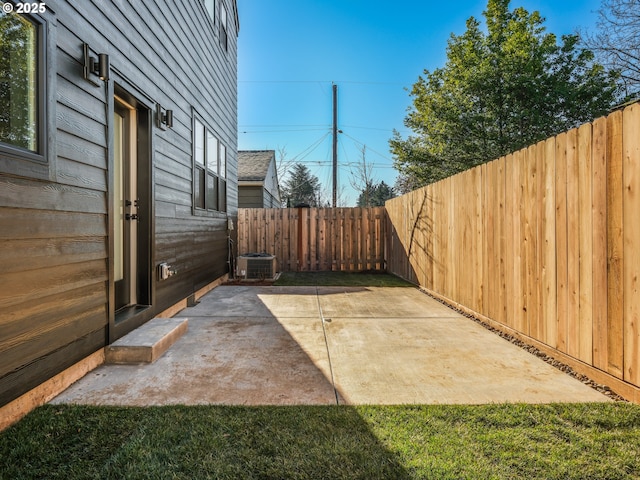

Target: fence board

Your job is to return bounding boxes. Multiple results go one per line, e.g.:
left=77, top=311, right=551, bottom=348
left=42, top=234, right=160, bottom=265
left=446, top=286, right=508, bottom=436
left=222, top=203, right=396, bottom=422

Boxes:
left=309, top=208, right=317, bottom=271
left=623, top=103, right=640, bottom=385
left=497, top=156, right=507, bottom=325
left=530, top=142, right=546, bottom=339
left=578, top=123, right=594, bottom=364
left=555, top=132, right=569, bottom=354
left=321, top=209, right=328, bottom=270
left=542, top=137, right=557, bottom=348
left=482, top=162, right=494, bottom=321
left=607, top=110, right=624, bottom=378
left=566, top=128, right=580, bottom=359
left=505, top=153, right=516, bottom=330
left=592, top=116, right=608, bottom=369
left=433, top=182, right=445, bottom=293
left=446, top=177, right=456, bottom=302
left=454, top=173, right=465, bottom=306
left=472, top=166, right=483, bottom=313
left=524, top=145, right=538, bottom=337
left=333, top=209, right=340, bottom=270
left=304, top=208, right=310, bottom=270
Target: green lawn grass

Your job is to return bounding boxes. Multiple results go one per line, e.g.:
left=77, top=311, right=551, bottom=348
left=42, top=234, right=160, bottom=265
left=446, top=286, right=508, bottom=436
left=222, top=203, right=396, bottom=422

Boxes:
left=274, top=271, right=414, bottom=287
left=2, top=403, right=639, bottom=479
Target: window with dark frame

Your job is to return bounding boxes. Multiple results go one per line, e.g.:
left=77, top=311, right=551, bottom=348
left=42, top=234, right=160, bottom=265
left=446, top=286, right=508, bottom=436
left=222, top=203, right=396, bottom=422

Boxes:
left=193, top=114, right=227, bottom=213
left=193, top=117, right=206, bottom=210
left=219, top=1, right=228, bottom=52
left=0, top=2, right=41, bottom=155
left=218, top=141, right=226, bottom=212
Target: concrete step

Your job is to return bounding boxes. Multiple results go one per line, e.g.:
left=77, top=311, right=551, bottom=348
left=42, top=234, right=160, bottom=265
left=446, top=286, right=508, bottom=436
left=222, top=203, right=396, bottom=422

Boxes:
left=105, top=317, right=188, bottom=364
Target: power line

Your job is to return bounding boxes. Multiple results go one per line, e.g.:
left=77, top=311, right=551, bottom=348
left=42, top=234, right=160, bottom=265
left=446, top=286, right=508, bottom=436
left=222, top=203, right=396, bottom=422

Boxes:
left=342, top=124, right=411, bottom=134
left=240, top=128, right=329, bottom=133
left=239, top=80, right=329, bottom=84
left=289, top=132, right=332, bottom=163
left=289, top=159, right=397, bottom=169
left=239, top=80, right=406, bottom=86
left=340, top=131, right=395, bottom=164
left=240, top=124, right=330, bottom=128
left=240, top=123, right=410, bottom=135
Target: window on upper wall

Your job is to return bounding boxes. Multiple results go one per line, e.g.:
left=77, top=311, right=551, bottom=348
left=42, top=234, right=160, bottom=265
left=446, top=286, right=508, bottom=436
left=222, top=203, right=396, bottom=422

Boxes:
left=193, top=113, right=227, bottom=214
left=219, top=1, right=228, bottom=52
left=0, top=1, right=48, bottom=176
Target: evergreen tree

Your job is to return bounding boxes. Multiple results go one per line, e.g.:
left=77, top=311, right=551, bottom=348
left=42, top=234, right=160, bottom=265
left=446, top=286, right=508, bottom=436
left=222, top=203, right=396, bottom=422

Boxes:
left=356, top=181, right=396, bottom=207
left=281, top=163, right=322, bottom=207
left=391, top=0, right=619, bottom=186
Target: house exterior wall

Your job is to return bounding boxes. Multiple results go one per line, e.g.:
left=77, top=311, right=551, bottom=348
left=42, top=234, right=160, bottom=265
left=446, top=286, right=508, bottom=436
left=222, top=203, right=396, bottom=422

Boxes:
left=0, top=0, right=238, bottom=407
left=263, top=188, right=281, bottom=208
left=238, top=184, right=280, bottom=208
left=238, top=185, right=264, bottom=208
left=263, top=159, right=281, bottom=207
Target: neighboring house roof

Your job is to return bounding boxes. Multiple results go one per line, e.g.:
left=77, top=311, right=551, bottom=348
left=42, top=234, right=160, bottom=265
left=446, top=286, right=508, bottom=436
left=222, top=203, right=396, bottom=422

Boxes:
left=238, top=150, right=276, bottom=182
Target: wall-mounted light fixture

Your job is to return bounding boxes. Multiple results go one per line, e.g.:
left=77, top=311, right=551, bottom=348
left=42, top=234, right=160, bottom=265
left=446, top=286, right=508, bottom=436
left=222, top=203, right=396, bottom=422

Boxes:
left=82, top=43, right=109, bottom=85
left=156, top=103, right=174, bottom=130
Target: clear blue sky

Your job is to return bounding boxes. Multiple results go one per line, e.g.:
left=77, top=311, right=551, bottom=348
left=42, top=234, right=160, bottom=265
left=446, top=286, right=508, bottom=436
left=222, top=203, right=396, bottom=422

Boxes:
left=236, top=0, right=602, bottom=206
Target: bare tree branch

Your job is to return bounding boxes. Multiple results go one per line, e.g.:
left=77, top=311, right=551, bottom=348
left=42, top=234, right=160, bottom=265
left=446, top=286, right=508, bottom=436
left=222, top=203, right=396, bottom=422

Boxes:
left=582, top=0, right=640, bottom=98
left=349, top=146, right=376, bottom=207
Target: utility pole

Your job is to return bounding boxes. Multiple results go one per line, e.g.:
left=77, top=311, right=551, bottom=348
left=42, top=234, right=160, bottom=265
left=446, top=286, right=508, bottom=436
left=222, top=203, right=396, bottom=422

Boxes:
left=332, top=83, right=338, bottom=208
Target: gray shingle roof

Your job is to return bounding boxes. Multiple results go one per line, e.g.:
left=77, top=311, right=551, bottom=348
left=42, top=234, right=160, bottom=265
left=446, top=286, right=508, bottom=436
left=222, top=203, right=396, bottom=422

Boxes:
left=237, top=150, right=275, bottom=182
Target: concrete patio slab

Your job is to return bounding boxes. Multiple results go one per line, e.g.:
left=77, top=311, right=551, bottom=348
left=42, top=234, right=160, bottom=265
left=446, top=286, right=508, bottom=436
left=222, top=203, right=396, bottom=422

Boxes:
left=52, top=286, right=611, bottom=406
left=325, top=316, right=603, bottom=404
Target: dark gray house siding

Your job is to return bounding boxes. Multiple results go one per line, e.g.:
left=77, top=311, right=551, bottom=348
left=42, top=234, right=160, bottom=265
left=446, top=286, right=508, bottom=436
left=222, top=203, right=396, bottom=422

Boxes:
left=0, top=0, right=239, bottom=407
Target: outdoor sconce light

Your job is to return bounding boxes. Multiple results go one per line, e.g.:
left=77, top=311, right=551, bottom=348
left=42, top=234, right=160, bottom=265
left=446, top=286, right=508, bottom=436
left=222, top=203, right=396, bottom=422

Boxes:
left=156, top=104, right=174, bottom=130
left=82, top=43, right=110, bottom=85
left=93, top=54, right=110, bottom=80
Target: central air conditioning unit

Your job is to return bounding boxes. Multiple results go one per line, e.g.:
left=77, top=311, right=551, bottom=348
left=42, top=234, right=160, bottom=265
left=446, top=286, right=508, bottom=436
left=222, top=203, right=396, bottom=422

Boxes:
left=236, top=253, right=277, bottom=280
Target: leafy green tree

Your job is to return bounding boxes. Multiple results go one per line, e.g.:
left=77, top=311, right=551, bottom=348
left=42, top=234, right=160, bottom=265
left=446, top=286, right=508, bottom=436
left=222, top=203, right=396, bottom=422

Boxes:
left=281, top=163, right=322, bottom=207
left=356, top=181, right=396, bottom=207
left=391, top=0, right=619, bottom=186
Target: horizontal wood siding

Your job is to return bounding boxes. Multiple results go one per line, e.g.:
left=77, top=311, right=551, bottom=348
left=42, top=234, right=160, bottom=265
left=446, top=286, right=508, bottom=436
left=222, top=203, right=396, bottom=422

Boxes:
left=0, top=0, right=238, bottom=406
left=155, top=217, right=229, bottom=308
left=238, top=186, right=265, bottom=208
left=386, top=102, right=640, bottom=398
left=237, top=207, right=386, bottom=272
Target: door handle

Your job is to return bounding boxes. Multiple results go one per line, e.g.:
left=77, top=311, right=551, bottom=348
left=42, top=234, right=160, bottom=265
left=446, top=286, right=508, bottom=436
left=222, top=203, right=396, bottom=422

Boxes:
left=125, top=213, right=139, bottom=221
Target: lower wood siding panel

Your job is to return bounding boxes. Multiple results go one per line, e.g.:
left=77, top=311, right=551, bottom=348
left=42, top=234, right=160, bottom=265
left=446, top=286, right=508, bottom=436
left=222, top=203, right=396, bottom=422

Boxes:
left=0, top=329, right=106, bottom=406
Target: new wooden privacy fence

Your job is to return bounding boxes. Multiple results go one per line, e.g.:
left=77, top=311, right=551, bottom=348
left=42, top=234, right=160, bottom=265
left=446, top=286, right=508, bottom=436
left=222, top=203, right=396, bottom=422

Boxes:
left=386, top=102, right=640, bottom=400
left=237, top=207, right=386, bottom=272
